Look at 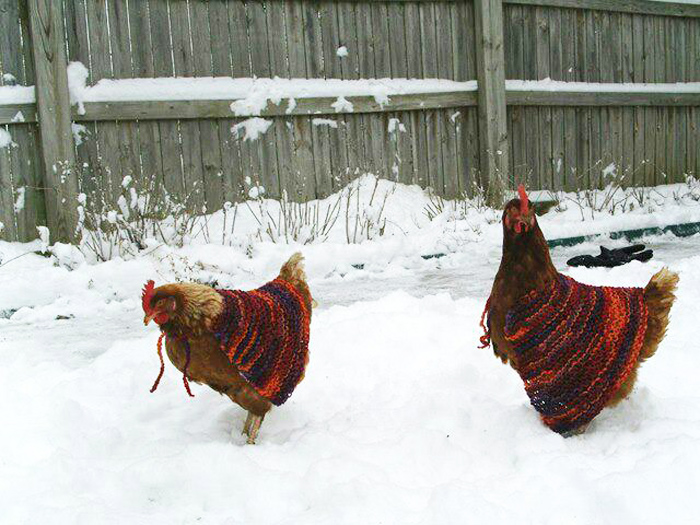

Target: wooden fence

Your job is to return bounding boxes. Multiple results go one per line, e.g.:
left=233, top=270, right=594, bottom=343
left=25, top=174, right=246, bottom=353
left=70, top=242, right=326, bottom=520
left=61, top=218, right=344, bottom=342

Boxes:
left=1, top=0, right=699, bottom=242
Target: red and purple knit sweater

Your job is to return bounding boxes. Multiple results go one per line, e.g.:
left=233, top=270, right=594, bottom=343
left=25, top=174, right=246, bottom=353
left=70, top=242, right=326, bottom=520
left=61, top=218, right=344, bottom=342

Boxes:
left=487, top=274, right=648, bottom=434
left=211, top=278, right=311, bottom=406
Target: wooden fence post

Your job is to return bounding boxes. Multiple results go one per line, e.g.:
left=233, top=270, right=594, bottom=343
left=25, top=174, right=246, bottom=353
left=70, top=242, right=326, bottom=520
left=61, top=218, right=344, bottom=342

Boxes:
left=27, top=0, right=79, bottom=243
left=474, top=0, right=509, bottom=206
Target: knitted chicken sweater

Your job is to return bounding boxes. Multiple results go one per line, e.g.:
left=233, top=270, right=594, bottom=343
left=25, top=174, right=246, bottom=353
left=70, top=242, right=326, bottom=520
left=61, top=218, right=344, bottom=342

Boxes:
left=493, top=274, right=648, bottom=434
left=211, top=278, right=311, bottom=406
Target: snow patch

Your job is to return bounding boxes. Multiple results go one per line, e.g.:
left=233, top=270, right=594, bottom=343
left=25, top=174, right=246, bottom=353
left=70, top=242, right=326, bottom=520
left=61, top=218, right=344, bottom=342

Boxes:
left=332, top=96, right=353, bottom=113
left=0, top=128, right=14, bottom=149
left=312, top=118, right=339, bottom=128
left=248, top=185, right=266, bottom=199
left=388, top=118, right=406, bottom=134
left=0, top=85, right=34, bottom=104
left=36, top=225, right=50, bottom=252
left=13, top=187, right=25, bottom=213
left=72, top=76, right=477, bottom=103
left=11, top=111, right=25, bottom=123
left=506, top=78, right=700, bottom=93
left=232, top=118, right=273, bottom=141
left=603, top=162, right=617, bottom=178
left=71, top=123, right=88, bottom=146
left=336, top=45, right=349, bottom=57
left=67, top=61, right=89, bottom=114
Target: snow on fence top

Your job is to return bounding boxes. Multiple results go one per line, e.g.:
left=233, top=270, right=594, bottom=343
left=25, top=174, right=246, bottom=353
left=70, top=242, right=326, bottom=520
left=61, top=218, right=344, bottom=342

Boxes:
left=507, top=79, right=700, bottom=93
left=0, top=85, right=35, bottom=105
left=4, top=76, right=700, bottom=109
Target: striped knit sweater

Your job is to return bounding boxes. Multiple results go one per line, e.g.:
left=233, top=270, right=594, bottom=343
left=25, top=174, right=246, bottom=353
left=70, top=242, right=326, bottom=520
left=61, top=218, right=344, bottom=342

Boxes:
left=211, top=278, right=311, bottom=406
left=497, top=274, right=648, bottom=434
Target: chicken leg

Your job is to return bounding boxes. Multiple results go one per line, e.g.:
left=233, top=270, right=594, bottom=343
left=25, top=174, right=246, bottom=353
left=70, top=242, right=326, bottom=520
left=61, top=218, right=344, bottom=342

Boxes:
left=243, top=412, right=264, bottom=444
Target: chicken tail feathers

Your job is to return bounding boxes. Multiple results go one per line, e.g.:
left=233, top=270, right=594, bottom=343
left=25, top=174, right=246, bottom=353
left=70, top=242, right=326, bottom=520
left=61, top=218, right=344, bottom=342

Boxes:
left=641, top=268, right=679, bottom=362
left=279, top=253, right=314, bottom=313
left=280, top=252, right=306, bottom=282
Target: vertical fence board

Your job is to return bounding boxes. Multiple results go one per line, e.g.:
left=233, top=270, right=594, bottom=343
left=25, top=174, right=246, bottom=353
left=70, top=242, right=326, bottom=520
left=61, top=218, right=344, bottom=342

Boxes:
left=419, top=3, right=441, bottom=191
left=0, top=133, right=18, bottom=241
left=1, top=1, right=43, bottom=240
left=406, top=3, right=427, bottom=187
left=28, top=0, right=79, bottom=242
left=108, top=0, right=142, bottom=187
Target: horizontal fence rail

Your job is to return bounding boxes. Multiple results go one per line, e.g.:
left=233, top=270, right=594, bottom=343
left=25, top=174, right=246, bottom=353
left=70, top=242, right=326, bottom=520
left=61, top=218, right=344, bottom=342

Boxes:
left=1, top=0, right=699, bottom=243
left=6, top=88, right=700, bottom=125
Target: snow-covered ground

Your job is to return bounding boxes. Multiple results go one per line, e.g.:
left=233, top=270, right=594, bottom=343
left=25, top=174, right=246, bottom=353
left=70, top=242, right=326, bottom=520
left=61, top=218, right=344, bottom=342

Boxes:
left=2, top=179, right=700, bottom=524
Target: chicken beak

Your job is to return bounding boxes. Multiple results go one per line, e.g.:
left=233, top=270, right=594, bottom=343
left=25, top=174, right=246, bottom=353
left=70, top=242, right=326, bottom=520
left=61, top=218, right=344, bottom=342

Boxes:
left=144, top=312, right=156, bottom=326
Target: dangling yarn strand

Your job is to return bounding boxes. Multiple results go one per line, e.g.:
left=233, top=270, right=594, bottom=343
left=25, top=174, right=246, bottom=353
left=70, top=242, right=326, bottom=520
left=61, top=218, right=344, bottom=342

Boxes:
left=150, top=332, right=166, bottom=393
left=182, top=340, right=194, bottom=397
left=478, top=296, right=491, bottom=349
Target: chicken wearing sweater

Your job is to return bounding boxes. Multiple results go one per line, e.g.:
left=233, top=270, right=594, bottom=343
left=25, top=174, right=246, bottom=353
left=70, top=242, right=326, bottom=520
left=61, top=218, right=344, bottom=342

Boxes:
left=142, top=253, right=312, bottom=444
left=480, top=186, right=678, bottom=435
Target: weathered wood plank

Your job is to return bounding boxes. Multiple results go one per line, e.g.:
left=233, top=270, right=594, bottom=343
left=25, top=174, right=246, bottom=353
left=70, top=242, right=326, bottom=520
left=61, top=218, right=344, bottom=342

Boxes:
left=302, top=2, right=331, bottom=197
left=149, top=0, right=183, bottom=199
left=290, top=117, right=317, bottom=200
left=284, top=2, right=315, bottom=201
left=0, top=134, right=17, bottom=241
left=599, top=12, right=615, bottom=183
left=505, top=0, right=700, bottom=18
left=475, top=0, right=509, bottom=200
left=108, top=0, right=142, bottom=187
left=266, top=2, right=296, bottom=199
left=451, top=2, right=469, bottom=191
left=506, top=92, right=700, bottom=106
left=86, top=0, right=125, bottom=200
left=4, top=87, right=700, bottom=127
left=267, top=2, right=289, bottom=78
left=436, top=2, right=458, bottom=196
left=191, top=1, right=225, bottom=212
left=337, top=3, right=363, bottom=184
left=321, top=3, right=352, bottom=190
left=28, top=0, right=79, bottom=242
left=405, top=2, right=425, bottom=187
left=320, top=2, right=342, bottom=79
left=654, top=16, right=667, bottom=184
left=549, top=8, right=565, bottom=189
left=209, top=1, right=233, bottom=76
left=1, top=1, right=42, bottom=240
left=507, top=5, right=527, bottom=185
left=229, top=2, right=252, bottom=77
left=171, top=0, right=206, bottom=209
left=642, top=12, right=655, bottom=185
left=624, top=13, right=639, bottom=182
left=419, top=2, right=441, bottom=190
left=129, top=0, right=163, bottom=188
left=128, top=0, right=155, bottom=78
left=536, top=6, right=553, bottom=189
left=10, top=123, right=46, bottom=240
left=368, top=2, right=390, bottom=183
left=337, top=2, right=360, bottom=80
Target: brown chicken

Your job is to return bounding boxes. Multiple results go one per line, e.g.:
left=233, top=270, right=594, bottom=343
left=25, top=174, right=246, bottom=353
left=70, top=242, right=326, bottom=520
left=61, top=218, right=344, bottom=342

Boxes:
left=481, top=186, right=678, bottom=435
left=142, top=253, right=312, bottom=444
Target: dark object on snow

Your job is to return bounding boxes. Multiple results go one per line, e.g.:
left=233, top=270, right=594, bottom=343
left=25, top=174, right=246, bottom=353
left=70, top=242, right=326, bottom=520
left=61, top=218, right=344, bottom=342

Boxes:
left=567, top=244, right=654, bottom=268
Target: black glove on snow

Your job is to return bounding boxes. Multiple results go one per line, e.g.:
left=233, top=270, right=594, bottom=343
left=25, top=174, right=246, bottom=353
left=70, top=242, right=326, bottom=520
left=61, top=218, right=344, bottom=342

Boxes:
left=567, top=244, right=654, bottom=268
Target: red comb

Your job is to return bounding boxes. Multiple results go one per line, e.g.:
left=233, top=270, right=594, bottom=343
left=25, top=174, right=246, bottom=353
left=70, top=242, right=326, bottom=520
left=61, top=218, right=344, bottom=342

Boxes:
left=518, top=184, right=529, bottom=215
left=142, top=280, right=155, bottom=314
